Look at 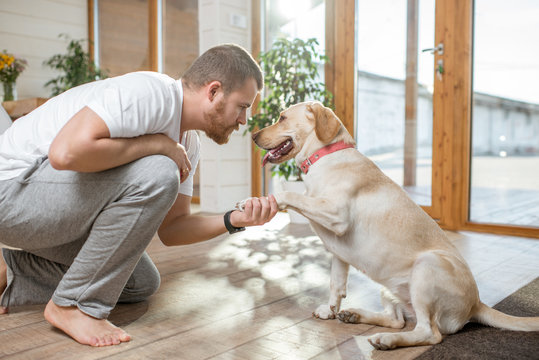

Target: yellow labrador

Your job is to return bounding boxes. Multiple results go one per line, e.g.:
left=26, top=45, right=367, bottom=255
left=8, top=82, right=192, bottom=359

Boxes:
left=246, top=101, right=539, bottom=350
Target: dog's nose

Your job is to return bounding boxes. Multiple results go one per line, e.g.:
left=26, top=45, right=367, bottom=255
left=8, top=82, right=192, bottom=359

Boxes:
left=251, top=131, right=260, bottom=142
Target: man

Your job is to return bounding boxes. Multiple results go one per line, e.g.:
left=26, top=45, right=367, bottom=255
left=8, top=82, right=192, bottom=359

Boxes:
left=0, top=44, right=277, bottom=346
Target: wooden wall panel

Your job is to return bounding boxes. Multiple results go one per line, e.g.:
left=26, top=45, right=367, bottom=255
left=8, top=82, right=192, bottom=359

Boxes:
left=149, top=0, right=158, bottom=71
left=163, top=0, right=199, bottom=78
left=98, top=0, right=150, bottom=76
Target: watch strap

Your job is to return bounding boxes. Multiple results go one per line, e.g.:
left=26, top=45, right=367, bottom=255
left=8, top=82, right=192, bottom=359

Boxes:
left=224, top=210, right=246, bottom=234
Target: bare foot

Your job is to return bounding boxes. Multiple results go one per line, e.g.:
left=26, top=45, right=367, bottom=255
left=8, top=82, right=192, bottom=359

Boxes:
left=44, top=300, right=131, bottom=346
left=0, top=251, right=7, bottom=314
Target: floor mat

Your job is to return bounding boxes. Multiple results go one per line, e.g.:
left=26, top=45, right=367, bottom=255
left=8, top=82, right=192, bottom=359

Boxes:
left=416, top=277, right=539, bottom=360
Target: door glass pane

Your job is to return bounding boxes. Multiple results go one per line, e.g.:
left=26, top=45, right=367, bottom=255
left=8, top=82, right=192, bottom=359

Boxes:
left=265, top=0, right=325, bottom=55
left=163, top=0, right=199, bottom=78
left=98, top=0, right=150, bottom=76
left=470, top=0, right=539, bottom=227
left=263, top=0, right=326, bottom=195
left=356, top=0, right=435, bottom=206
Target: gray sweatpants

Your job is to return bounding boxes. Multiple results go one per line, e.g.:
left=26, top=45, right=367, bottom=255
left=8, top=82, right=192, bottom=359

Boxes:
left=0, top=155, right=179, bottom=319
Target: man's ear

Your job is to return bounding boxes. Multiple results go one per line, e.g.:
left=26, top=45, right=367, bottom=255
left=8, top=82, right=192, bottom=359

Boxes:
left=307, top=102, right=341, bottom=144
left=206, top=81, right=222, bottom=102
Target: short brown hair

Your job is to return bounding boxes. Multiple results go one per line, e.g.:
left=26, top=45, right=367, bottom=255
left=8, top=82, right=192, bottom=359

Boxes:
left=182, top=44, right=263, bottom=94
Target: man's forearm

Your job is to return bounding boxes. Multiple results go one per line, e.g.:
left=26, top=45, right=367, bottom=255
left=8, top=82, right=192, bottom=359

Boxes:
left=158, top=213, right=229, bottom=246
left=48, top=106, right=184, bottom=173
left=157, top=196, right=278, bottom=247
left=50, top=133, right=172, bottom=173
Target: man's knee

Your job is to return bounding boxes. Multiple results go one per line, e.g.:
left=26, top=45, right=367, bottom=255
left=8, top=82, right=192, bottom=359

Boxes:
left=135, top=269, right=161, bottom=300
left=132, top=155, right=180, bottom=200
left=120, top=258, right=161, bottom=303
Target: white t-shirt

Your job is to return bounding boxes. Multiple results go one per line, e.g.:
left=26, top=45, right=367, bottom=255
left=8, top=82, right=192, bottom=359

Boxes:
left=0, top=71, right=200, bottom=196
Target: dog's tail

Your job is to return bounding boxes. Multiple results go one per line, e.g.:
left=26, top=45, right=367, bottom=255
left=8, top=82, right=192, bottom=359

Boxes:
left=471, top=302, right=539, bottom=331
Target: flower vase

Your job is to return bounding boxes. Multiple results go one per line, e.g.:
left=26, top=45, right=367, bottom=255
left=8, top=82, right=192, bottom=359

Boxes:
left=2, top=81, right=16, bottom=102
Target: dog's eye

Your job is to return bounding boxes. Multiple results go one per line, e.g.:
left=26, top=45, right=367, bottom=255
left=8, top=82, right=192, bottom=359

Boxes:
left=273, top=115, right=286, bottom=125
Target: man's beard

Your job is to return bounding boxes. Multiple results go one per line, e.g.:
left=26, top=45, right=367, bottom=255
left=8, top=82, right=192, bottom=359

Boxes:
left=204, top=99, right=238, bottom=145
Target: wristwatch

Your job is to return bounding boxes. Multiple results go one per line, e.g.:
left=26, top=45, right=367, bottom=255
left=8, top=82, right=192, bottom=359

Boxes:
left=224, top=210, right=246, bottom=234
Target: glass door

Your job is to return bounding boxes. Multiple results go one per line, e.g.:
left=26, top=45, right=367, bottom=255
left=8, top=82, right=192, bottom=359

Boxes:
left=355, top=0, right=440, bottom=216
left=260, top=0, right=327, bottom=195
left=470, top=0, right=539, bottom=228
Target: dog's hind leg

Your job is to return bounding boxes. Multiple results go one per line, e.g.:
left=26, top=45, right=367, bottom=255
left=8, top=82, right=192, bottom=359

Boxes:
left=338, top=288, right=406, bottom=328
left=313, top=256, right=349, bottom=319
left=367, top=308, right=442, bottom=350
left=367, top=253, right=445, bottom=350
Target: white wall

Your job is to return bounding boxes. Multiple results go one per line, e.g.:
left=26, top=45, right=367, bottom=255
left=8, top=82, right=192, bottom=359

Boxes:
left=198, top=0, right=253, bottom=213
left=0, top=0, right=88, bottom=100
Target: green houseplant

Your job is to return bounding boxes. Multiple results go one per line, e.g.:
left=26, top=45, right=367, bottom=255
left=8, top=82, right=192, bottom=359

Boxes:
left=44, top=34, right=108, bottom=96
left=247, top=37, right=333, bottom=181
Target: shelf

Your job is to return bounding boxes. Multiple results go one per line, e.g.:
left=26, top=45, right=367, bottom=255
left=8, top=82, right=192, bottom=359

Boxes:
left=2, top=97, right=48, bottom=120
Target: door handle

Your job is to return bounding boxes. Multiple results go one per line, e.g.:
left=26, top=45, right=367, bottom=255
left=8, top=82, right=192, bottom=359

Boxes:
left=422, top=43, right=444, bottom=55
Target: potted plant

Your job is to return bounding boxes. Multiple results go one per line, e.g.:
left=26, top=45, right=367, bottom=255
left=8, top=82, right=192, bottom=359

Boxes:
left=43, top=34, right=108, bottom=96
left=248, top=37, right=333, bottom=222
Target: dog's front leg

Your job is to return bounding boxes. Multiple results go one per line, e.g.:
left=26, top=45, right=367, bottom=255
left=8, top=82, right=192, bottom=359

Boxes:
left=313, top=256, right=349, bottom=319
left=275, top=192, right=349, bottom=235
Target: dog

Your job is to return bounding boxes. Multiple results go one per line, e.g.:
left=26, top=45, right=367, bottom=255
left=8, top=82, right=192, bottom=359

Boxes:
left=243, top=101, right=539, bottom=350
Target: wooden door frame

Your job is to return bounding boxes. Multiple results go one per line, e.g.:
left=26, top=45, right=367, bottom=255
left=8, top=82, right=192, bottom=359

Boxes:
left=250, top=0, right=263, bottom=198
left=325, top=0, right=356, bottom=135
left=434, top=0, right=472, bottom=230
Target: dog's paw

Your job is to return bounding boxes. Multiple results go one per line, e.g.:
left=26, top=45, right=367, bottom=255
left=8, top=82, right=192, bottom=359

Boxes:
left=337, top=310, right=361, bottom=324
left=235, top=198, right=254, bottom=212
left=313, top=304, right=336, bottom=320
left=273, top=193, right=287, bottom=210
left=367, top=333, right=397, bottom=351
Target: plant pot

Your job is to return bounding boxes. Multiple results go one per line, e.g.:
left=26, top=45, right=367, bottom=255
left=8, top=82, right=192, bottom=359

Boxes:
left=281, top=180, right=309, bottom=224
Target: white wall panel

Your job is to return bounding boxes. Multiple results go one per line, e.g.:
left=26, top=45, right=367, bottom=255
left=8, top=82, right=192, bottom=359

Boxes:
left=0, top=0, right=87, bottom=100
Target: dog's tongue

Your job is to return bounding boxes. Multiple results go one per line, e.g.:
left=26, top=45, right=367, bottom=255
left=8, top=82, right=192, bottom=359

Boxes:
left=262, top=152, right=271, bottom=167
left=261, top=140, right=291, bottom=167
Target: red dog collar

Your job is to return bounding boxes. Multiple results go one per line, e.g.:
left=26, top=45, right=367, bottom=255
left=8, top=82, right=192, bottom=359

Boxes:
left=300, top=141, right=355, bottom=174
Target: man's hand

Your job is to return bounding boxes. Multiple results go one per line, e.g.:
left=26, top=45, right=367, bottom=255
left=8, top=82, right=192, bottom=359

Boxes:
left=162, top=141, right=192, bottom=183
left=230, top=195, right=278, bottom=227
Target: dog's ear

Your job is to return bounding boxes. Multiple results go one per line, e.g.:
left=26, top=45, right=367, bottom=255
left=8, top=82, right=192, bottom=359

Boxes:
left=307, top=102, right=341, bottom=144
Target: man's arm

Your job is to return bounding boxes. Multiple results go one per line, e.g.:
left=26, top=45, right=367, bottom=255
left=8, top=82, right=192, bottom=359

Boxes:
left=158, top=194, right=278, bottom=246
left=49, top=106, right=190, bottom=174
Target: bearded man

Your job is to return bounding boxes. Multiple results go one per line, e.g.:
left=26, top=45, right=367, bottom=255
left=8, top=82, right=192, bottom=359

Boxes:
left=0, top=44, right=277, bottom=346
